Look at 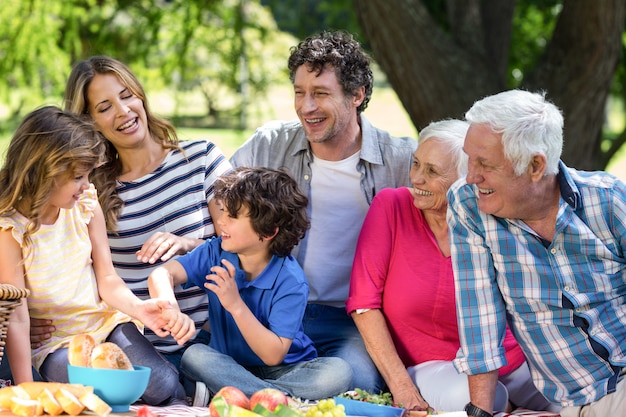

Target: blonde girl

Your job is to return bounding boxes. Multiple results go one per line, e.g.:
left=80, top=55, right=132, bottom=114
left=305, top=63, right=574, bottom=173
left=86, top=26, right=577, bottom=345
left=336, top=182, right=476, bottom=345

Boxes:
left=0, top=106, right=194, bottom=405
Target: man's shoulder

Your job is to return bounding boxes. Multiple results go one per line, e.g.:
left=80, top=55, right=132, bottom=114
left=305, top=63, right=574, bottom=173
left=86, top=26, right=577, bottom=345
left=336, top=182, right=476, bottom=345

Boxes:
left=360, top=116, right=417, bottom=163
left=231, top=120, right=305, bottom=167
left=566, top=165, right=623, bottom=189
left=361, top=116, right=416, bottom=145
left=250, top=119, right=303, bottom=140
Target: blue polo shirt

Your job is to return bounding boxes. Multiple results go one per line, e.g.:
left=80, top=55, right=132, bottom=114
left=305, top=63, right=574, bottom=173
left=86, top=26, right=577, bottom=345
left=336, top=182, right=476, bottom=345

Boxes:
left=178, top=237, right=317, bottom=366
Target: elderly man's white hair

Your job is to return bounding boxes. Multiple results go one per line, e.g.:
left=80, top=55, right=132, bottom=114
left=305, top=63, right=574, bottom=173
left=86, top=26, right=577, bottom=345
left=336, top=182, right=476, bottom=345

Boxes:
left=465, top=89, right=563, bottom=176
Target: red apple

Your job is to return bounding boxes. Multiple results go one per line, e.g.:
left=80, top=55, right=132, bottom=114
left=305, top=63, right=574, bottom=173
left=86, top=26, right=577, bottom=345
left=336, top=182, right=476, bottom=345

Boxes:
left=248, top=388, right=288, bottom=412
left=209, top=386, right=250, bottom=417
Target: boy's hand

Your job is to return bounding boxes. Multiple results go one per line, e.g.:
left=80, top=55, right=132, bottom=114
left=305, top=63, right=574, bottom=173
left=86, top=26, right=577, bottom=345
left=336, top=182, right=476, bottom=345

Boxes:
left=158, top=301, right=196, bottom=345
left=205, top=259, right=244, bottom=313
left=135, top=299, right=194, bottom=345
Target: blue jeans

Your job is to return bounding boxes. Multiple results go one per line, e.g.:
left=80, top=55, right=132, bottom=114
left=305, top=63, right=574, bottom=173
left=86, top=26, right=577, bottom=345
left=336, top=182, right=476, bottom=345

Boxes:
left=0, top=353, right=42, bottom=384
left=163, top=328, right=211, bottom=397
left=303, top=304, right=384, bottom=393
left=162, top=328, right=211, bottom=372
left=180, top=343, right=352, bottom=400
left=40, top=323, right=184, bottom=405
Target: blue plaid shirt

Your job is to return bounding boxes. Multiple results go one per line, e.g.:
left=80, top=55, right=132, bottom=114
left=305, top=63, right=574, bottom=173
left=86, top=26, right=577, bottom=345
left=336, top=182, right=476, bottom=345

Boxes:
left=447, top=162, right=626, bottom=406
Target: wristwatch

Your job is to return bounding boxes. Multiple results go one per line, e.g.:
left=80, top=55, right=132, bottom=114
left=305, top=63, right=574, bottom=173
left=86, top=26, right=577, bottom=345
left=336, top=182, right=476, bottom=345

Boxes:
left=464, top=402, right=493, bottom=417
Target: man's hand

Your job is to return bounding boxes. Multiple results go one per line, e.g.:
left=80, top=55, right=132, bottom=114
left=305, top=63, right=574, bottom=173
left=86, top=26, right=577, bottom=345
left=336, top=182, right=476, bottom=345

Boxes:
left=30, top=318, right=55, bottom=349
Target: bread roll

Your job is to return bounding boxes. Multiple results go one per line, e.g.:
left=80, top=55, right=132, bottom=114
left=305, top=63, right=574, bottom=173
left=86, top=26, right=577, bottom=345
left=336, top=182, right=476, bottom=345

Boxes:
left=37, top=388, right=63, bottom=416
left=68, top=333, right=96, bottom=367
left=10, top=397, right=43, bottom=417
left=19, top=381, right=93, bottom=400
left=90, top=342, right=133, bottom=370
left=0, top=385, right=30, bottom=410
left=79, top=391, right=112, bottom=417
left=54, top=388, right=85, bottom=416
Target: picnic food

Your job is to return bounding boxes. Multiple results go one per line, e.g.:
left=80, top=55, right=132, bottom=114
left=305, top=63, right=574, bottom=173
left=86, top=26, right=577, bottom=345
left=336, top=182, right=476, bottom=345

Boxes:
left=10, top=397, right=43, bottom=417
left=0, top=385, right=30, bottom=410
left=90, top=342, right=133, bottom=370
left=0, top=382, right=110, bottom=417
left=67, top=334, right=133, bottom=370
left=68, top=334, right=96, bottom=367
left=55, top=388, right=86, bottom=416
left=78, top=391, right=112, bottom=417
left=209, top=386, right=250, bottom=417
left=37, top=388, right=64, bottom=416
left=248, top=388, right=288, bottom=412
left=339, top=388, right=396, bottom=406
left=304, top=398, right=345, bottom=417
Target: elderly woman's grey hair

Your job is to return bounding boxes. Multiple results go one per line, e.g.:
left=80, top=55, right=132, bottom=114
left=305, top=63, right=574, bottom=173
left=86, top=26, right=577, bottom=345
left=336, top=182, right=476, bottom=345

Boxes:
left=418, top=119, right=469, bottom=178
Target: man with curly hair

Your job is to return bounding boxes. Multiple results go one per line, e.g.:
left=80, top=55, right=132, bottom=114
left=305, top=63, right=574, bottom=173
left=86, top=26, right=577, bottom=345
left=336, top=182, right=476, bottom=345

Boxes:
left=231, top=30, right=417, bottom=392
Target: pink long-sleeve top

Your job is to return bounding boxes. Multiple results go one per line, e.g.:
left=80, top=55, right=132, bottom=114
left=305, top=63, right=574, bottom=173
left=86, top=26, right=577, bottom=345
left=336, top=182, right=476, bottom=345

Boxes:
left=346, top=187, right=524, bottom=376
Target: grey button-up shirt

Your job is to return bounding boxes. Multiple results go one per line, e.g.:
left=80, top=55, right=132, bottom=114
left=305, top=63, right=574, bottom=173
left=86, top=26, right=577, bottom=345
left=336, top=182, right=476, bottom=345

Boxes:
left=230, top=115, right=417, bottom=204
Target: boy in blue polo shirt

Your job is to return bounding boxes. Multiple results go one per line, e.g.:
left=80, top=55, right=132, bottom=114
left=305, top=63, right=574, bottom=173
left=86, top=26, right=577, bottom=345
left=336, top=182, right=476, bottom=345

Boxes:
left=148, top=167, right=352, bottom=400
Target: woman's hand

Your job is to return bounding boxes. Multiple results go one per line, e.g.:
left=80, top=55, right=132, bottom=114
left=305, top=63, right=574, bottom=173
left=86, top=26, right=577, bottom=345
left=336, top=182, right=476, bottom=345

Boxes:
left=136, top=232, right=200, bottom=264
left=29, top=317, right=55, bottom=349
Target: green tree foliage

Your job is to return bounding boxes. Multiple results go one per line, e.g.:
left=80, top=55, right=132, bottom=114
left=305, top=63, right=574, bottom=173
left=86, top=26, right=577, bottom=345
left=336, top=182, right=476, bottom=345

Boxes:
left=0, top=0, right=295, bottom=130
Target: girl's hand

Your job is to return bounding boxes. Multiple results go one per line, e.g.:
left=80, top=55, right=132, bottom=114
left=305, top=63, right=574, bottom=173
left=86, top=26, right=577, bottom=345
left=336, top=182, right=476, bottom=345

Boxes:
left=137, top=299, right=195, bottom=344
left=136, top=232, right=186, bottom=264
left=204, top=259, right=244, bottom=313
left=134, top=299, right=170, bottom=335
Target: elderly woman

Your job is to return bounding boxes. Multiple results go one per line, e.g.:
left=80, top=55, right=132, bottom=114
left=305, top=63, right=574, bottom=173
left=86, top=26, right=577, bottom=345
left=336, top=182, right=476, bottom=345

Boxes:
left=346, top=120, right=559, bottom=413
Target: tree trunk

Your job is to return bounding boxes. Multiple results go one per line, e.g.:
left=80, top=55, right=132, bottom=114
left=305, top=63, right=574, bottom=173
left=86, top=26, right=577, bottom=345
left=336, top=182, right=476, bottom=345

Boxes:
left=354, top=0, right=505, bottom=130
left=354, top=0, right=626, bottom=170
left=524, top=0, right=625, bottom=170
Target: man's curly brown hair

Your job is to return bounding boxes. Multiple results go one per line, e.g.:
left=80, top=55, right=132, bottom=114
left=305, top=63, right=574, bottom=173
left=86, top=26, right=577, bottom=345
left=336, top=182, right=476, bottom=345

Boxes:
left=214, top=167, right=310, bottom=257
left=287, top=30, right=373, bottom=115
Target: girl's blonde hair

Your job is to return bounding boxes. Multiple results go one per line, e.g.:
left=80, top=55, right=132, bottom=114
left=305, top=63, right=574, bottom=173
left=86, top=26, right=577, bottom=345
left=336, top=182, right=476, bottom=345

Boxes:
left=0, top=105, right=105, bottom=248
left=63, top=55, right=181, bottom=232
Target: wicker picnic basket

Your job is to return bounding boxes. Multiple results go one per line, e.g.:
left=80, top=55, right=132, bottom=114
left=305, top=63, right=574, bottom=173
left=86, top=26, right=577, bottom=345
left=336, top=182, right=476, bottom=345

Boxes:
left=0, top=283, right=30, bottom=364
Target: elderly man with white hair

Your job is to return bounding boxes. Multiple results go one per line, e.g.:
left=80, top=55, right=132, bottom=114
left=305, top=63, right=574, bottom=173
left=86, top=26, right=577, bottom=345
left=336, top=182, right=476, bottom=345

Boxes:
left=448, top=89, right=626, bottom=417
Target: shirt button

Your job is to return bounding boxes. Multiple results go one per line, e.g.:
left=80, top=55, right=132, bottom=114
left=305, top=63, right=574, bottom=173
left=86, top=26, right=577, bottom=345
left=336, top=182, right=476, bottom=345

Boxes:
left=304, top=174, right=310, bottom=181
left=550, top=248, right=557, bottom=254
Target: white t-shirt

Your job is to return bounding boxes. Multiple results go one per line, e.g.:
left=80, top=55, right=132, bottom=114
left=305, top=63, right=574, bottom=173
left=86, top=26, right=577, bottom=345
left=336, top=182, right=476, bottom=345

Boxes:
left=296, top=151, right=369, bottom=307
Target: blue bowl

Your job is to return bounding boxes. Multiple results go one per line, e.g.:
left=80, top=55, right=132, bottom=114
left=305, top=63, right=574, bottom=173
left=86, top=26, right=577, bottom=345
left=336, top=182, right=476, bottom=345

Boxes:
left=67, top=364, right=151, bottom=412
left=333, top=396, right=405, bottom=417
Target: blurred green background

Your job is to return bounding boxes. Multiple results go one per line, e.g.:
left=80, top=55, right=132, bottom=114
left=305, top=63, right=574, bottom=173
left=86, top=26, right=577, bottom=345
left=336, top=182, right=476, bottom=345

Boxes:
left=1, top=0, right=625, bottom=178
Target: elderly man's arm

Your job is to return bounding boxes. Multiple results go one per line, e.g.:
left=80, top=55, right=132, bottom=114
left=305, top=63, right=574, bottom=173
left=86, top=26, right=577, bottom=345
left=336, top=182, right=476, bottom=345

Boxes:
left=466, top=371, right=499, bottom=416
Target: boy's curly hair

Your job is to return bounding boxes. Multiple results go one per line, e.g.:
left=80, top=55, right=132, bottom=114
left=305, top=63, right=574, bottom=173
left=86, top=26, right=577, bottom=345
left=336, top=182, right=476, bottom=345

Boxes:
left=287, top=30, right=373, bottom=115
left=214, top=167, right=310, bottom=257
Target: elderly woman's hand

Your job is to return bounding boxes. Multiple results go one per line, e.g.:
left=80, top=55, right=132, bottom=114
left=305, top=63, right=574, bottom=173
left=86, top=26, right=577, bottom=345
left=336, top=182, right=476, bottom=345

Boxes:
left=391, top=383, right=432, bottom=413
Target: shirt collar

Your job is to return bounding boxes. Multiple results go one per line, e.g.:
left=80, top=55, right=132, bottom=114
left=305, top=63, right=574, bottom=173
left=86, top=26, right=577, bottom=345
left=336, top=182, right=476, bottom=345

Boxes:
left=236, top=256, right=285, bottom=290
left=291, top=115, right=383, bottom=165
left=556, top=161, right=581, bottom=209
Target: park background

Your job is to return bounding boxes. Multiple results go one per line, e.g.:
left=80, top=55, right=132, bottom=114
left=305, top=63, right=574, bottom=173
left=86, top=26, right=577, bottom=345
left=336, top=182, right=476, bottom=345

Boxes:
left=1, top=0, right=626, bottom=180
